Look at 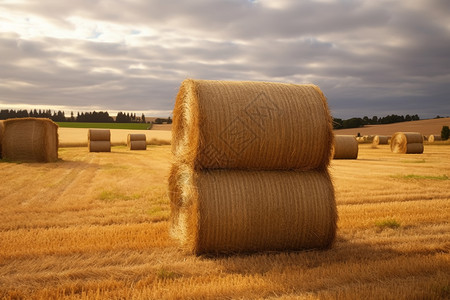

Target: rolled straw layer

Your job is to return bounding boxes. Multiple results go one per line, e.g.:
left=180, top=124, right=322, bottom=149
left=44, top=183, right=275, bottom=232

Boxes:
left=170, top=166, right=337, bottom=254
left=1, top=118, right=58, bottom=162
left=172, top=79, right=333, bottom=170
left=89, top=141, right=111, bottom=152
left=373, top=135, right=389, bottom=145
left=390, top=132, right=423, bottom=154
left=332, top=135, right=358, bottom=159
left=127, top=134, right=147, bottom=150
left=88, top=129, right=110, bottom=141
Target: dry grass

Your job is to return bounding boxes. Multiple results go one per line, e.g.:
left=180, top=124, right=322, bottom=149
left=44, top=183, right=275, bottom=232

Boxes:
left=0, top=144, right=449, bottom=299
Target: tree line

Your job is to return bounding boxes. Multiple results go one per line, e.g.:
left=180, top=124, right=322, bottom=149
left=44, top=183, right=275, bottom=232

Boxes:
left=333, top=114, right=420, bottom=129
left=0, top=109, right=150, bottom=123
left=0, top=109, right=426, bottom=128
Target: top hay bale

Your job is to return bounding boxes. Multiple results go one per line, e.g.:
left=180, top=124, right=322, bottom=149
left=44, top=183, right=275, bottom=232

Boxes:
left=172, top=79, right=333, bottom=170
left=127, top=134, right=147, bottom=150
left=332, top=135, right=358, bottom=159
left=390, top=132, right=423, bottom=154
left=88, top=129, right=111, bottom=152
left=1, top=118, right=58, bottom=162
left=373, top=135, right=389, bottom=145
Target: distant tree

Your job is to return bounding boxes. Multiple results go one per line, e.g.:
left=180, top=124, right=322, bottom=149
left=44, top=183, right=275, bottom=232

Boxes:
left=441, top=126, right=450, bottom=140
left=141, top=113, right=146, bottom=123
left=363, top=116, right=369, bottom=125
left=332, top=118, right=343, bottom=129
left=167, top=116, right=172, bottom=124
left=342, top=118, right=364, bottom=129
left=372, top=116, right=378, bottom=124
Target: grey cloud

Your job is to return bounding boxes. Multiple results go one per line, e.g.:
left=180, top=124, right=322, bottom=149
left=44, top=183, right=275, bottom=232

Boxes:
left=0, top=0, right=449, bottom=118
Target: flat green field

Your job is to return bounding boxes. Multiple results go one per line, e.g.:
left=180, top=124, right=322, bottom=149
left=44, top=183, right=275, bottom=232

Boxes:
left=56, top=122, right=151, bottom=130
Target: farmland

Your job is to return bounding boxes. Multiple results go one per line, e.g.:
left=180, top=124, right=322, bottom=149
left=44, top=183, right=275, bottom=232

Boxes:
left=0, top=135, right=449, bottom=298
left=56, top=122, right=151, bottom=130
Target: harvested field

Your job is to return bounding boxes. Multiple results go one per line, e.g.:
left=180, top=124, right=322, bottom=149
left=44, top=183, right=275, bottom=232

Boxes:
left=58, top=128, right=171, bottom=147
left=0, top=143, right=449, bottom=299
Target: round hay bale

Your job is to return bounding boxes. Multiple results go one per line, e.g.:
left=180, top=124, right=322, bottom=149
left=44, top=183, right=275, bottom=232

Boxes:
left=88, top=141, right=111, bottom=152
left=127, top=134, right=147, bottom=150
left=169, top=166, right=337, bottom=255
left=373, top=135, right=389, bottom=145
left=1, top=118, right=58, bottom=162
left=428, top=135, right=442, bottom=143
left=172, top=79, right=333, bottom=170
left=88, top=129, right=110, bottom=141
left=390, top=132, right=424, bottom=154
left=0, top=120, right=4, bottom=159
left=332, top=135, right=358, bottom=159
left=88, top=129, right=111, bottom=152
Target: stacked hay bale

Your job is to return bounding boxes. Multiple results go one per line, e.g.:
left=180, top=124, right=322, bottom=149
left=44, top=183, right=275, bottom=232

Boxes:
left=1, top=118, right=58, bottom=162
left=0, top=120, right=3, bottom=159
left=428, top=135, right=442, bottom=143
left=332, top=135, right=358, bottom=159
left=169, top=79, right=337, bottom=255
left=390, top=132, right=423, bottom=154
left=88, top=129, right=111, bottom=152
left=127, top=134, right=147, bottom=150
left=373, top=135, right=390, bottom=145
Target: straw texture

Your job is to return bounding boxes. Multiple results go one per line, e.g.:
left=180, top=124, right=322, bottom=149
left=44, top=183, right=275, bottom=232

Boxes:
left=1, top=118, right=58, bottom=162
left=332, top=135, right=358, bottom=159
left=373, top=135, right=389, bottom=145
left=88, top=129, right=111, bottom=152
left=428, top=135, right=442, bottom=142
left=0, top=120, right=3, bottom=159
left=170, top=167, right=337, bottom=254
left=127, top=134, right=147, bottom=150
left=172, top=79, right=333, bottom=170
left=170, top=79, right=336, bottom=255
left=89, top=141, right=111, bottom=152
left=390, top=132, right=424, bottom=154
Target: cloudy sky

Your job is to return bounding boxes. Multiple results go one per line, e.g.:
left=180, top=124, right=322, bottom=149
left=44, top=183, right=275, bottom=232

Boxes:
left=0, top=0, right=449, bottom=119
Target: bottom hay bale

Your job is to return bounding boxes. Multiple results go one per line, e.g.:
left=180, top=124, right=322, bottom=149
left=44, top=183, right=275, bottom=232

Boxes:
left=390, top=132, right=423, bottom=154
left=89, top=141, right=111, bottom=152
left=169, top=166, right=337, bottom=255
left=332, top=135, right=358, bottom=159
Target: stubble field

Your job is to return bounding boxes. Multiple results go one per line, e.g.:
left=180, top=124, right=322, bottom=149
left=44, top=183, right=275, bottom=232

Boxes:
left=0, top=140, right=449, bottom=299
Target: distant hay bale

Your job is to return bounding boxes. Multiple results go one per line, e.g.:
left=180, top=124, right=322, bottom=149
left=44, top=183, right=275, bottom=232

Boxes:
left=0, top=120, right=3, bottom=159
left=428, top=135, right=442, bottom=143
left=172, top=79, right=333, bottom=170
left=127, top=134, right=147, bottom=150
left=373, top=135, right=389, bottom=145
left=1, top=118, right=58, bottom=162
left=88, top=129, right=111, bottom=152
left=169, top=166, right=337, bottom=254
left=332, top=135, right=358, bottom=159
left=390, top=132, right=423, bottom=154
